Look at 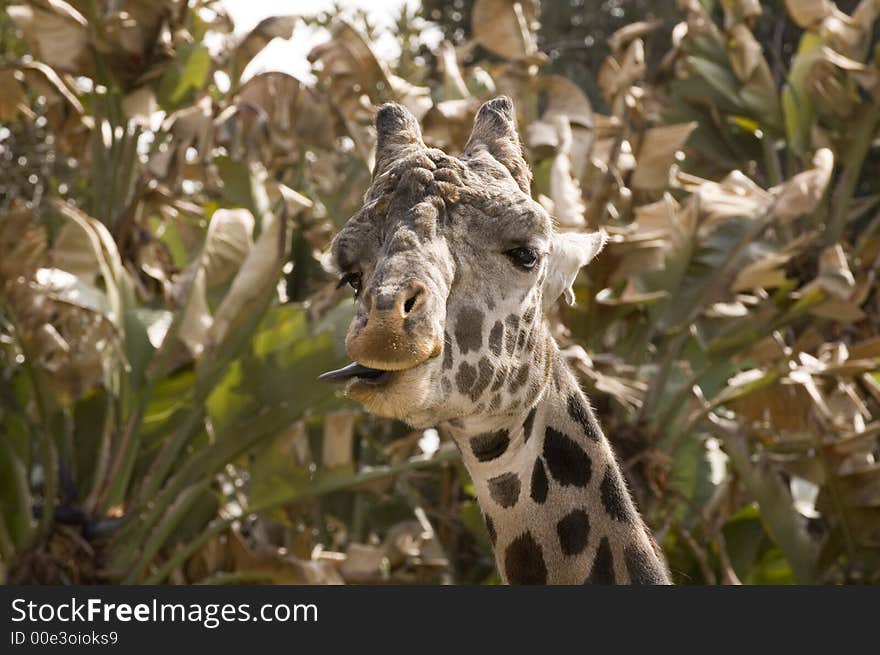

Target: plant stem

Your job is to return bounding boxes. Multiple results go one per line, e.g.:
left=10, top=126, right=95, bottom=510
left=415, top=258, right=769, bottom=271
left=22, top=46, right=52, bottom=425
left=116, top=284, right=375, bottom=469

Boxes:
left=143, top=446, right=461, bottom=583
left=708, top=415, right=818, bottom=583
left=134, top=408, right=205, bottom=507
left=707, top=286, right=825, bottom=358
left=761, top=133, right=783, bottom=187
left=4, top=307, right=57, bottom=541
left=637, top=330, right=688, bottom=425
left=84, top=392, right=116, bottom=515
left=826, top=104, right=880, bottom=244
left=640, top=207, right=778, bottom=425
left=94, top=402, right=144, bottom=513
left=0, top=514, right=14, bottom=562
left=122, top=480, right=209, bottom=583
left=652, top=361, right=713, bottom=433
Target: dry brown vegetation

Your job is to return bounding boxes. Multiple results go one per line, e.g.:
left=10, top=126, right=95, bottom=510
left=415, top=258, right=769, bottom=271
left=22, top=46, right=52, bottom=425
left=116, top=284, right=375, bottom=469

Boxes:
left=1, top=0, right=879, bottom=584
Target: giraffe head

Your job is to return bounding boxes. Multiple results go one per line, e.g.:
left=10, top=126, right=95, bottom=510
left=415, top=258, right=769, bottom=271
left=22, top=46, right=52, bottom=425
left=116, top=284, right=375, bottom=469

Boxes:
left=321, top=97, right=605, bottom=427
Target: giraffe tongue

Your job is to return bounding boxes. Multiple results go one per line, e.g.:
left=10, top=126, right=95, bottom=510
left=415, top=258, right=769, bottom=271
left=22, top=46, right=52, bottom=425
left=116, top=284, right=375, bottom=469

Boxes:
left=318, top=361, right=390, bottom=384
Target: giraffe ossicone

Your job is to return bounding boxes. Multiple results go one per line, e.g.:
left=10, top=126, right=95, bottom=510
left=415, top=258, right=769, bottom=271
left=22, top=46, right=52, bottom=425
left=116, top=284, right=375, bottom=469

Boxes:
left=320, top=96, right=670, bottom=585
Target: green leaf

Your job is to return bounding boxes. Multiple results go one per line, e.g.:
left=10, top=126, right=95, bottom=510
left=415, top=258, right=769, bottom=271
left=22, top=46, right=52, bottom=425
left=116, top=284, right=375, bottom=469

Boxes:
left=122, top=480, right=209, bottom=582
left=722, top=503, right=767, bottom=580
left=712, top=369, right=781, bottom=408
left=460, top=499, right=492, bottom=551
left=0, top=437, right=34, bottom=548
left=142, top=368, right=196, bottom=437
left=164, top=487, right=220, bottom=548
left=158, top=44, right=212, bottom=108
left=745, top=544, right=797, bottom=584
left=107, top=303, right=345, bottom=550
left=687, top=56, right=745, bottom=110
left=207, top=304, right=347, bottom=440
left=782, top=33, right=822, bottom=156
left=667, top=435, right=716, bottom=529
left=730, top=115, right=760, bottom=133
left=214, top=157, right=271, bottom=225
left=147, top=214, right=198, bottom=269
left=248, top=426, right=311, bottom=510
left=0, top=370, right=33, bottom=460
left=123, top=309, right=155, bottom=392
left=72, top=388, right=109, bottom=500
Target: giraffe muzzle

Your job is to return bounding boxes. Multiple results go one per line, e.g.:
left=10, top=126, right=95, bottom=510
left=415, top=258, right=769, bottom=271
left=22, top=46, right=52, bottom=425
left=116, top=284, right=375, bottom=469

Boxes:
left=342, top=279, right=441, bottom=372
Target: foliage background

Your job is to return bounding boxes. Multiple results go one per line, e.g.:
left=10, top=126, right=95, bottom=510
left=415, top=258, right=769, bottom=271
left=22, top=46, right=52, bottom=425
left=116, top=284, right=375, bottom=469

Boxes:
left=1, top=0, right=879, bottom=584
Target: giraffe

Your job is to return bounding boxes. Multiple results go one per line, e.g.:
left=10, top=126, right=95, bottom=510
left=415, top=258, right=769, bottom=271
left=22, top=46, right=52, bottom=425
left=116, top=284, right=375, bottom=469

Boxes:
left=319, top=97, right=670, bottom=584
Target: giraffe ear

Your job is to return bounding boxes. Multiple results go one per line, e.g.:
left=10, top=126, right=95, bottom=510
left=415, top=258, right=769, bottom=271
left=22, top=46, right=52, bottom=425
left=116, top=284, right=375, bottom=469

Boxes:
left=374, top=103, right=424, bottom=177
left=542, top=230, right=607, bottom=310
left=464, top=96, right=531, bottom=193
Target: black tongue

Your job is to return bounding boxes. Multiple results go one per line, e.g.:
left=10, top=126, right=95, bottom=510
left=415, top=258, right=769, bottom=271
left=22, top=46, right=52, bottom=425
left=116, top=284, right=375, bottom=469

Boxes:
left=318, top=361, right=387, bottom=383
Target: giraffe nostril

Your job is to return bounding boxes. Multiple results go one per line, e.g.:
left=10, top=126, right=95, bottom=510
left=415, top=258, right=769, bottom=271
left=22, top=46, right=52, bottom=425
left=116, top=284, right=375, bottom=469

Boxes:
left=403, top=289, right=421, bottom=314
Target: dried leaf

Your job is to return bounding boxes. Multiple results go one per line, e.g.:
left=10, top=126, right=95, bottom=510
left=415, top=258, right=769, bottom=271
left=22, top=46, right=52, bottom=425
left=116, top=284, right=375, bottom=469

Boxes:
left=810, top=300, right=865, bottom=323
left=852, top=0, right=880, bottom=25
left=438, top=40, right=470, bottom=100
left=607, top=20, right=662, bottom=54
left=820, top=11, right=869, bottom=57
left=308, top=19, right=430, bottom=166
left=803, top=244, right=863, bottom=320
left=322, top=412, right=356, bottom=469
left=817, top=243, right=856, bottom=299
left=51, top=222, right=102, bottom=285
left=728, top=23, right=764, bottom=82
left=770, top=148, right=834, bottom=222
left=707, top=301, right=750, bottom=317
left=202, top=209, right=255, bottom=288
left=175, top=266, right=211, bottom=357
left=7, top=3, right=90, bottom=74
left=595, top=285, right=668, bottom=307
left=121, top=86, right=157, bottom=126
left=527, top=124, right=560, bottom=163
left=631, top=122, right=697, bottom=191
left=633, top=193, right=695, bottom=247
left=605, top=234, right=667, bottom=283
left=820, top=46, right=880, bottom=98
left=591, top=136, right=636, bottom=174
left=387, top=74, right=433, bottom=120
left=732, top=232, right=817, bottom=292
left=471, top=0, right=539, bottom=60
left=96, top=11, right=150, bottom=59
left=154, top=96, right=214, bottom=182
left=0, top=69, right=25, bottom=122
left=733, top=253, right=791, bottom=291
left=850, top=337, right=880, bottom=360
left=806, top=59, right=859, bottom=117
left=537, top=75, right=594, bottom=129
left=234, top=72, right=338, bottom=156
left=598, top=38, right=645, bottom=105
left=175, top=172, right=305, bottom=358
left=268, top=182, right=313, bottom=217
left=422, top=98, right=481, bottom=151
left=677, top=169, right=771, bottom=230
left=232, top=15, right=299, bottom=79
left=19, top=61, right=84, bottom=115
left=204, top=198, right=289, bottom=353
left=340, top=543, right=386, bottom=582
left=722, top=0, right=763, bottom=25
left=548, top=116, right=586, bottom=227
left=785, top=0, right=834, bottom=29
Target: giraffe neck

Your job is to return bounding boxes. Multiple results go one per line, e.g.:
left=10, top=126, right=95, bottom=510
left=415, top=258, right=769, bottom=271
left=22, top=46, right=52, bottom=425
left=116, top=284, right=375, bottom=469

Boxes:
left=440, top=349, right=669, bottom=584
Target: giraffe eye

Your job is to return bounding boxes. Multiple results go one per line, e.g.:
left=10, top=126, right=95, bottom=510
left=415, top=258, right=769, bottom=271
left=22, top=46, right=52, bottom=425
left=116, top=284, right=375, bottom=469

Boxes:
left=337, top=271, right=362, bottom=297
left=506, top=247, right=539, bottom=271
